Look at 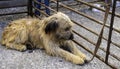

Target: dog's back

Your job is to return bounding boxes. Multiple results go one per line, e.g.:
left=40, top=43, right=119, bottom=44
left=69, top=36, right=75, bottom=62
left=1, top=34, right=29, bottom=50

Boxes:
left=1, top=18, right=40, bottom=47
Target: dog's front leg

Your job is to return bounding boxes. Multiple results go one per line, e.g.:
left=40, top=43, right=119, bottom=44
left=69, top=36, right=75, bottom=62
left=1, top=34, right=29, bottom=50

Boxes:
left=44, top=42, right=84, bottom=64
left=65, top=41, right=87, bottom=61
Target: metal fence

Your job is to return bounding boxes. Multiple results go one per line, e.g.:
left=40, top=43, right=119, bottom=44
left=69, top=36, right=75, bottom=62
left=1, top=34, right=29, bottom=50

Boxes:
left=0, top=0, right=120, bottom=69
left=0, top=0, right=28, bottom=16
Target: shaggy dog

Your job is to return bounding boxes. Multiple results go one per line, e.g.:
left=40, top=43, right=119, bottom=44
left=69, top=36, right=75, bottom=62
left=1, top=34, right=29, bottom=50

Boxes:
left=1, top=12, right=87, bottom=65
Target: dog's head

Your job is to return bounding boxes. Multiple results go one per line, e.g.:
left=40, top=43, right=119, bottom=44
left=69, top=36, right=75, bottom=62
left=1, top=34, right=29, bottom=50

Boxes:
left=45, top=12, right=74, bottom=40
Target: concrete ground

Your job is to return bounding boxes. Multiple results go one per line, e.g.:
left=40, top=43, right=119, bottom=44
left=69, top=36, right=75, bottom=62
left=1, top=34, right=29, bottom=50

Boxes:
left=0, top=1, right=120, bottom=69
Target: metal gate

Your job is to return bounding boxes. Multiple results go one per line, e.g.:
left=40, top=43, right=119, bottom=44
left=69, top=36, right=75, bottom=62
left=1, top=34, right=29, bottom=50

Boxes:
left=0, top=0, right=120, bottom=69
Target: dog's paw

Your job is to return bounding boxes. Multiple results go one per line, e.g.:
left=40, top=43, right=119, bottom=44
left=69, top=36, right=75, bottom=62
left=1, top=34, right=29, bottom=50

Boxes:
left=84, top=59, right=89, bottom=64
left=17, top=45, right=27, bottom=52
left=72, top=56, right=85, bottom=65
left=77, top=59, right=89, bottom=66
left=77, top=53, right=87, bottom=61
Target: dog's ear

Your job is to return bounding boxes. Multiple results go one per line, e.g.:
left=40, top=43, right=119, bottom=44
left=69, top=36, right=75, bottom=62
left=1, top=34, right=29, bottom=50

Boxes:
left=45, top=21, right=59, bottom=34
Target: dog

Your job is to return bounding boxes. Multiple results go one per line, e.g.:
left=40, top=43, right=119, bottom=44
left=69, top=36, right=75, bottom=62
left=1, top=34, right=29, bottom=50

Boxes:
left=1, top=12, right=87, bottom=65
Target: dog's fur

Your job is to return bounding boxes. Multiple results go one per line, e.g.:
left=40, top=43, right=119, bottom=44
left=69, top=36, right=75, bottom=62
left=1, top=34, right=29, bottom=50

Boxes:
left=1, top=12, right=87, bottom=64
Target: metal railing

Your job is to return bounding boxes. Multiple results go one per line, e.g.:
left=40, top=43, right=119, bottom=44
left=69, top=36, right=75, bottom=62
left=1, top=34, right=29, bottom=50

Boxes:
left=0, top=0, right=120, bottom=69
left=31, top=0, right=120, bottom=69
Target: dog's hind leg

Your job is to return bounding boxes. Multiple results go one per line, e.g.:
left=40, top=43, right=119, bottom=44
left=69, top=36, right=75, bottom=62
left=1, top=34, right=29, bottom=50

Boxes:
left=1, top=24, right=28, bottom=51
left=5, top=43, right=27, bottom=51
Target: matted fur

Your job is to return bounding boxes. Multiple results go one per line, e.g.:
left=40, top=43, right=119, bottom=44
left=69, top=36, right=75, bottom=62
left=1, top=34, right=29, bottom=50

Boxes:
left=1, top=12, right=87, bottom=65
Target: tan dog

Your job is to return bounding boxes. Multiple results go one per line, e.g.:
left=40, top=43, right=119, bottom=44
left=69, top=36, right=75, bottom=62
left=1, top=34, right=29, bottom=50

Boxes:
left=1, top=12, right=87, bottom=65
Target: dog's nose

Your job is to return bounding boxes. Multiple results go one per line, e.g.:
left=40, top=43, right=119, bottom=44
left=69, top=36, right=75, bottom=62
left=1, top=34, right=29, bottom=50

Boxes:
left=69, top=34, right=74, bottom=40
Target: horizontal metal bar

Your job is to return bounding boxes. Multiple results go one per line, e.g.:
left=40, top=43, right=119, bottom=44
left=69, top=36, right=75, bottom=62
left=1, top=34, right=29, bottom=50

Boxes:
left=76, top=0, right=120, bottom=18
left=0, top=0, right=13, bottom=1
left=0, top=11, right=27, bottom=16
left=0, top=5, right=26, bottom=9
left=72, top=20, right=120, bottom=49
left=52, top=0, right=103, bottom=24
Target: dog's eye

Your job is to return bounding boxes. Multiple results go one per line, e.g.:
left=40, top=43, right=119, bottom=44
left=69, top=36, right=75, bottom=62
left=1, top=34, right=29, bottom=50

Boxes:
left=65, top=27, right=70, bottom=31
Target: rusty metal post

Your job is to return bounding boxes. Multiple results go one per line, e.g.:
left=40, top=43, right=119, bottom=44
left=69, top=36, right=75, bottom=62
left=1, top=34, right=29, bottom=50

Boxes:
left=105, top=0, right=117, bottom=64
left=28, top=0, right=33, bottom=16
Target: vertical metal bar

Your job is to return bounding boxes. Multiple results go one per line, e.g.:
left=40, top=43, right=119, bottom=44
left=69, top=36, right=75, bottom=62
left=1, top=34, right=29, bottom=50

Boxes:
left=57, top=0, right=59, bottom=11
left=90, top=3, right=111, bottom=61
left=35, top=0, right=41, bottom=16
left=44, top=0, right=50, bottom=15
left=105, top=0, right=117, bottom=64
left=28, top=0, right=33, bottom=16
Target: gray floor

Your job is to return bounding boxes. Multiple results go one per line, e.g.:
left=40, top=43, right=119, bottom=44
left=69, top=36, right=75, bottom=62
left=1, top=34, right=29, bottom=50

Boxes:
left=0, top=1, right=120, bottom=69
